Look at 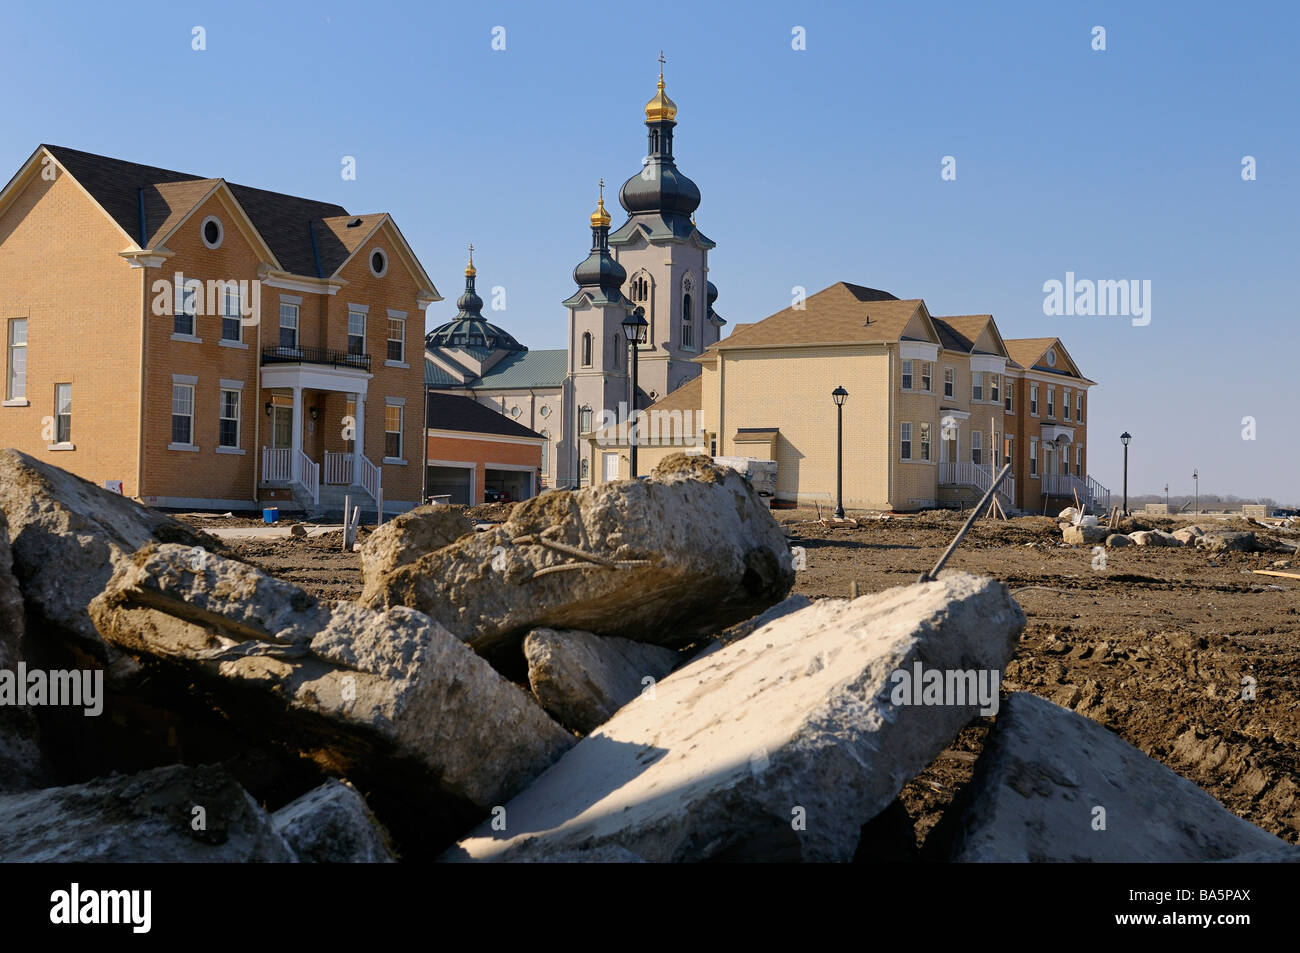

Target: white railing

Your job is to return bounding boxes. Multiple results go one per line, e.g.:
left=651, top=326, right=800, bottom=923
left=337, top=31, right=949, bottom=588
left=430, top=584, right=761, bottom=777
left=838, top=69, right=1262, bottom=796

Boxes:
left=358, top=454, right=382, bottom=504
left=296, top=450, right=319, bottom=505
left=1041, top=472, right=1110, bottom=511
left=1086, top=475, right=1111, bottom=511
left=939, top=461, right=1015, bottom=507
left=262, top=447, right=291, bottom=483
left=324, top=451, right=354, bottom=485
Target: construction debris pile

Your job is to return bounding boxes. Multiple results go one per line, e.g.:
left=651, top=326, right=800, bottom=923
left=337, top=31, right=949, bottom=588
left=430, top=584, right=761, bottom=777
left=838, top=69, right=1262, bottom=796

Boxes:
left=0, top=447, right=1295, bottom=862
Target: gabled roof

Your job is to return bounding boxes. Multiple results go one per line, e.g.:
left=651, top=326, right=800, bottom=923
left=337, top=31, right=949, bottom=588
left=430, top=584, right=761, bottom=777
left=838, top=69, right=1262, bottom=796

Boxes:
left=1004, top=337, right=1093, bottom=383
left=931, top=315, right=1010, bottom=359
left=30, top=145, right=439, bottom=293
left=709, top=282, right=931, bottom=352
left=425, top=358, right=462, bottom=387
left=647, top=375, right=701, bottom=413
left=426, top=392, right=544, bottom=440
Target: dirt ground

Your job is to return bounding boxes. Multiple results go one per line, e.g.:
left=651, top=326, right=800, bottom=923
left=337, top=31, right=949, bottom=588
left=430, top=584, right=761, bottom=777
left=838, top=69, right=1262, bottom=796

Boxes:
left=190, top=505, right=1300, bottom=852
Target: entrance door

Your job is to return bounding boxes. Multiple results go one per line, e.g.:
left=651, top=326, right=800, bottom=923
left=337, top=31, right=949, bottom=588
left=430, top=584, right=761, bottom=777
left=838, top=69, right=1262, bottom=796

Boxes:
left=602, top=452, right=620, bottom=482
left=271, top=406, right=293, bottom=449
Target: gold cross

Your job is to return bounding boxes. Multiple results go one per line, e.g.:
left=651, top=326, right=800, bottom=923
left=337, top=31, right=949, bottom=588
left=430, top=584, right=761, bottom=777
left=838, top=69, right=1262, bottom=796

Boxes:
left=658, top=51, right=665, bottom=79
left=468, top=242, right=473, bottom=265
left=598, top=178, right=604, bottom=202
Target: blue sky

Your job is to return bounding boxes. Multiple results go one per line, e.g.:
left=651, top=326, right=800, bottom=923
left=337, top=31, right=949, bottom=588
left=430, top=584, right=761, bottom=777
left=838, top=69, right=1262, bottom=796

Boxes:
left=3, top=1, right=1297, bottom=502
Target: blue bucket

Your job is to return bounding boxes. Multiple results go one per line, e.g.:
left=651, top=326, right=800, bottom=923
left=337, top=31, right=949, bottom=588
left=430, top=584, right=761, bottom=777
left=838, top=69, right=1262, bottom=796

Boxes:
left=263, top=507, right=279, bottom=524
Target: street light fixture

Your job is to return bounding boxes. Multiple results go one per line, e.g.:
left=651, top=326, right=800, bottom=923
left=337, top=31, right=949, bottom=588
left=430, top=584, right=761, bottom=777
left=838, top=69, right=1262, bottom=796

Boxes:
left=832, top=386, right=848, bottom=519
left=621, top=307, right=649, bottom=478
left=1193, top=467, right=1199, bottom=515
left=1120, top=431, right=1132, bottom=515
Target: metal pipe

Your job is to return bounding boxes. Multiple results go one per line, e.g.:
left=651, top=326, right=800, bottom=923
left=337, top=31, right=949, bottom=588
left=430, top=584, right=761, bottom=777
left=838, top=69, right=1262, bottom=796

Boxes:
left=919, top=464, right=1011, bottom=583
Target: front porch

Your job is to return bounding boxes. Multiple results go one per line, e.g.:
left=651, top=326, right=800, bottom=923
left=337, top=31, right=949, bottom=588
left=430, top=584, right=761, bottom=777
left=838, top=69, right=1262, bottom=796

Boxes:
left=258, top=356, right=382, bottom=512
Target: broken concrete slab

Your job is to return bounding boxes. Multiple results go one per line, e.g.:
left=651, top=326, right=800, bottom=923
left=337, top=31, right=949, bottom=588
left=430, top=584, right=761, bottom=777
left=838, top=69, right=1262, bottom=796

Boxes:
left=945, top=692, right=1294, bottom=862
left=1129, top=530, right=1179, bottom=547
left=1105, top=534, right=1132, bottom=548
left=444, top=572, right=1025, bottom=863
left=89, top=544, right=575, bottom=853
left=362, top=453, right=796, bottom=657
left=1172, top=527, right=1202, bottom=545
left=0, top=763, right=296, bottom=862
left=719, top=594, right=814, bottom=644
left=0, top=449, right=215, bottom=663
left=1197, top=531, right=1256, bottom=553
left=1062, top=524, right=1107, bottom=545
left=359, top=505, right=476, bottom=604
left=272, top=779, right=396, bottom=863
left=523, top=628, right=680, bottom=734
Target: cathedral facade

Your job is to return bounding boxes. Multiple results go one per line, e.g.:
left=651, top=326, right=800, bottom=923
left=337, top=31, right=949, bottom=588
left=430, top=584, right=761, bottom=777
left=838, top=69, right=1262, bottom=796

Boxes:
left=424, top=67, right=724, bottom=491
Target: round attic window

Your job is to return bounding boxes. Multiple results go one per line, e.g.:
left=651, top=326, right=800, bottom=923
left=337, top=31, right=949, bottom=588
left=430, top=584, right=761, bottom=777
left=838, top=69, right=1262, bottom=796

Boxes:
left=1045, top=348, right=1057, bottom=367
left=370, top=249, right=388, bottom=278
left=201, top=216, right=224, bottom=249
left=510, top=406, right=521, bottom=418
left=539, top=405, right=551, bottom=418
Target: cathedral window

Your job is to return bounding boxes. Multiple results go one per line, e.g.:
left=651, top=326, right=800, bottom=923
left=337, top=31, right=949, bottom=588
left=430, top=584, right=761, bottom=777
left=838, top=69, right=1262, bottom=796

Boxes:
left=681, top=275, right=695, bottom=351
left=613, top=332, right=621, bottom=368
left=581, top=332, right=592, bottom=367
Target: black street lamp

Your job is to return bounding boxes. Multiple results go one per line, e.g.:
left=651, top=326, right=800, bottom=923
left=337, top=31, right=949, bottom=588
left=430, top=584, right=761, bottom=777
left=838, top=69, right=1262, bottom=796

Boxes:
left=1193, top=468, right=1199, bottom=515
left=832, top=386, right=848, bottom=519
left=621, top=307, right=649, bottom=478
left=1120, top=432, right=1132, bottom=515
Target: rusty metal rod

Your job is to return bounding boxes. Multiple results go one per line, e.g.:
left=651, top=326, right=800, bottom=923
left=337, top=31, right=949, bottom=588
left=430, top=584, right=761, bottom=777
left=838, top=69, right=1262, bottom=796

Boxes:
left=919, top=464, right=1011, bottom=583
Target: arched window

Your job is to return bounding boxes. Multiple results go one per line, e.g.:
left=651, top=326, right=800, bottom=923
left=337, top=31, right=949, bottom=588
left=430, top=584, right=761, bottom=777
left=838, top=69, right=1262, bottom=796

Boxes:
left=580, top=459, right=589, bottom=483
left=681, top=274, right=694, bottom=350
left=631, top=274, right=650, bottom=303
left=581, top=332, right=592, bottom=367
left=612, top=332, right=621, bottom=368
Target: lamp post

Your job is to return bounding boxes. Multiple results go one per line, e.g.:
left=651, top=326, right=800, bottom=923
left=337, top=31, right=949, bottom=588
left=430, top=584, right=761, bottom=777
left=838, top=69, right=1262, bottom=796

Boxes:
left=1193, top=468, right=1199, bottom=515
left=832, top=386, right=848, bottom=519
left=1164, top=483, right=1169, bottom=509
left=1120, top=431, right=1132, bottom=515
left=621, top=307, right=649, bottom=479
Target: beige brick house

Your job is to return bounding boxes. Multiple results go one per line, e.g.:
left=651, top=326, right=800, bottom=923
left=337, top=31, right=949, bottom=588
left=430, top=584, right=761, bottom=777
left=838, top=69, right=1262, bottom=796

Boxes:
left=586, top=281, right=1106, bottom=514
left=0, top=145, right=440, bottom=514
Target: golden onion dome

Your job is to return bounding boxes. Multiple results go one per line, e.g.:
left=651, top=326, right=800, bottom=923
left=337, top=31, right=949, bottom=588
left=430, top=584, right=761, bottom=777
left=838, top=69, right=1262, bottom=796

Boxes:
left=464, top=243, right=476, bottom=277
left=645, top=75, right=677, bottom=123
left=590, top=195, right=611, bottom=228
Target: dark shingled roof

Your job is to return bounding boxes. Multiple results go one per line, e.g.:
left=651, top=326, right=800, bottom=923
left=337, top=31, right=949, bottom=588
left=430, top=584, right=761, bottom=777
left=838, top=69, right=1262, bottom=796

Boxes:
left=43, top=145, right=355, bottom=277
left=426, top=392, right=544, bottom=440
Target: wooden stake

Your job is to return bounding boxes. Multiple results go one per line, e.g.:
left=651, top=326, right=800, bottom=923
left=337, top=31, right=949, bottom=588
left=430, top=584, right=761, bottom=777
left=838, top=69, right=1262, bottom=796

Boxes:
left=1251, top=569, right=1300, bottom=581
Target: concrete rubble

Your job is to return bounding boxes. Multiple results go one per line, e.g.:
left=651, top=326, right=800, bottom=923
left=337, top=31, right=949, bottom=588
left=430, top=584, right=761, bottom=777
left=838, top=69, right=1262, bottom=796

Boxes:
left=0, top=764, right=296, bottom=862
left=272, top=779, right=396, bottom=863
left=360, top=453, right=796, bottom=656
left=359, top=505, right=476, bottom=604
left=0, top=449, right=215, bottom=667
left=445, top=573, right=1026, bottom=862
left=0, top=509, right=48, bottom=793
left=945, top=693, right=1298, bottom=862
left=523, top=628, right=680, bottom=734
left=88, top=543, right=574, bottom=846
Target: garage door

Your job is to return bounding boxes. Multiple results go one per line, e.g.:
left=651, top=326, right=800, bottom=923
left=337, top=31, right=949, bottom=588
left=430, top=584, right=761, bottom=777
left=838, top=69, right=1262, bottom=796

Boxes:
left=485, top=468, right=533, bottom=503
left=426, top=466, right=472, bottom=505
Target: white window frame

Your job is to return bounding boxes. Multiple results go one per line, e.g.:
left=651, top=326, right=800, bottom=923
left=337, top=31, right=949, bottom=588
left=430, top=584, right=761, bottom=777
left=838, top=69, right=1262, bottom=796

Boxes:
left=1076, top=393, right=1083, bottom=422
left=919, top=421, right=931, bottom=461
left=921, top=361, right=932, bottom=393
left=170, top=379, right=197, bottom=451
left=383, top=399, right=405, bottom=464
left=972, top=372, right=983, bottom=402
left=279, top=302, right=300, bottom=349
left=218, top=387, right=241, bottom=450
left=900, top=422, right=912, bottom=461
left=991, top=374, right=1000, bottom=404
left=901, top=359, right=914, bottom=391
left=1004, top=433, right=1014, bottom=469
left=52, top=382, right=72, bottom=447
left=386, top=310, right=407, bottom=366
left=1029, top=437, right=1039, bottom=476
left=1030, top=384, right=1039, bottom=416
left=1005, top=383, right=1014, bottom=413
left=970, top=430, right=982, bottom=466
left=1076, top=445, right=1084, bottom=478
left=6, top=318, right=27, bottom=403
left=1047, top=386, right=1055, bottom=418
left=221, top=287, right=242, bottom=343
left=943, top=366, right=954, bottom=399
left=200, top=215, right=224, bottom=250
left=174, top=283, right=199, bottom=340
left=369, top=248, right=388, bottom=278
left=1063, top=388, right=1071, bottom=421
left=348, top=310, right=367, bottom=355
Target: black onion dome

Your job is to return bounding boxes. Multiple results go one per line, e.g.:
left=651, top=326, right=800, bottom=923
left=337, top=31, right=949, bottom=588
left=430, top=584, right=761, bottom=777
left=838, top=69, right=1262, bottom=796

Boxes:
left=706, top=281, right=718, bottom=307
left=572, top=247, right=627, bottom=291
left=619, top=162, right=701, bottom=218
left=455, top=282, right=483, bottom=316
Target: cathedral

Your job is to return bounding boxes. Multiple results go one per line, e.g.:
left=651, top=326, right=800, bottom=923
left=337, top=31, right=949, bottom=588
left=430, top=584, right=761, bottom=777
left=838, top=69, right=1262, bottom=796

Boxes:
left=423, top=64, right=724, bottom=490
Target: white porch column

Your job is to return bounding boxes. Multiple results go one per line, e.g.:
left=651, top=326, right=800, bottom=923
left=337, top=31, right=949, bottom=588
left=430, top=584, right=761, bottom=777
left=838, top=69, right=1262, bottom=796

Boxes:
left=291, top=385, right=304, bottom=482
left=352, top=393, right=365, bottom=485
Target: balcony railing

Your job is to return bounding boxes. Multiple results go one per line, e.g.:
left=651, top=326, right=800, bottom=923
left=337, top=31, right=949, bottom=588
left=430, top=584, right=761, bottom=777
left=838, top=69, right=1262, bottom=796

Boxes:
left=261, top=345, right=370, bottom=372
left=939, top=461, right=1015, bottom=507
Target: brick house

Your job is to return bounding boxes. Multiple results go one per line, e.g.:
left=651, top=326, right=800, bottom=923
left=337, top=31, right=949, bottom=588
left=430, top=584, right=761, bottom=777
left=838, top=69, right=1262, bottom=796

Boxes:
left=588, top=281, right=1107, bottom=514
left=0, top=145, right=440, bottom=514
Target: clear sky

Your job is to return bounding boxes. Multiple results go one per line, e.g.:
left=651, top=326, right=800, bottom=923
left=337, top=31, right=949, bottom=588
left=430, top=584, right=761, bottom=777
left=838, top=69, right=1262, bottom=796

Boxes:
left=2, top=1, right=1296, bottom=502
